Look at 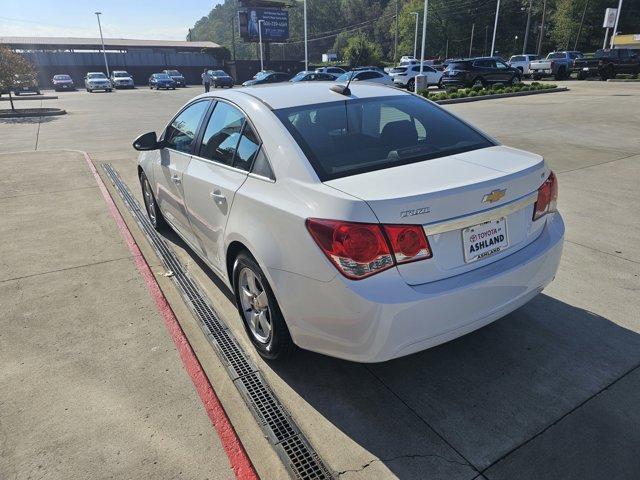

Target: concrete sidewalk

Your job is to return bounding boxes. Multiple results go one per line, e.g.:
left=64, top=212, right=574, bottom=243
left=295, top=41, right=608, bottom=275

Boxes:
left=0, top=151, right=235, bottom=480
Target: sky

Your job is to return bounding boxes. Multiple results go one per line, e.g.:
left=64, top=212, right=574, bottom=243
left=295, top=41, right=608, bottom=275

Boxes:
left=0, top=0, right=224, bottom=40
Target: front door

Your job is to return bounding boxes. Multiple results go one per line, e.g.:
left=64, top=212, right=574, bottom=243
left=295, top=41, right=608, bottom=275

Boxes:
left=154, top=99, right=210, bottom=244
left=183, top=101, right=261, bottom=271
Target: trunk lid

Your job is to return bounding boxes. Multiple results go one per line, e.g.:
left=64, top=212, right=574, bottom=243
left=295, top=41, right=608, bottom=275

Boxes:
left=324, top=146, right=549, bottom=285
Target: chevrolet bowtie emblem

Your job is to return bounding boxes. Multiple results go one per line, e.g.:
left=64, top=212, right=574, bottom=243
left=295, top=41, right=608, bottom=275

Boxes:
left=482, top=189, right=506, bottom=203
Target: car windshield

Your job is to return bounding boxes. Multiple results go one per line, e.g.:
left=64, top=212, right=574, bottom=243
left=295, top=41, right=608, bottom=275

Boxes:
left=113, top=72, right=129, bottom=77
left=291, top=72, right=308, bottom=81
left=166, top=70, right=181, bottom=75
left=212, top=70, right=227, bottom=76
left=594, top=49, right=617, bottom=58
left=54, top=75, right=71, bottom=80
left=390, top=67, right=408, bottom=73
left=156, top=74, right=171, bottom=79
left=87, top=73, right=106, bottom=79
left=335, top=71, right=356, bottom=81
left=254, top=71, right=273, bottom=79
left=274, top=95, right=494, bottom=181
left=510, top=56, right=526, bottom=62
left=547, top=53, right=566, bottom=59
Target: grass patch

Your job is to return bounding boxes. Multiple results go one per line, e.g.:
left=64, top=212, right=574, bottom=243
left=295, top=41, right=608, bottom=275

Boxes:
left=422, top=82, right=558, bottom=101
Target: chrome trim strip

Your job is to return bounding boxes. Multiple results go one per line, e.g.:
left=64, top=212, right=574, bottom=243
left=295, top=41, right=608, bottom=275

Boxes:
left=423, top=192, right=537, bottom=236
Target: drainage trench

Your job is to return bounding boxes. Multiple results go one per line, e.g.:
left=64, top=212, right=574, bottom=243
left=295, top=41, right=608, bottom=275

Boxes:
left=102, top=163, right=332, bottom=480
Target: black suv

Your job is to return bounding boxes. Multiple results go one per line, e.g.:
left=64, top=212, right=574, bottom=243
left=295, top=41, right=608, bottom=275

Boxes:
left=441, top=57, right=521, bottom=88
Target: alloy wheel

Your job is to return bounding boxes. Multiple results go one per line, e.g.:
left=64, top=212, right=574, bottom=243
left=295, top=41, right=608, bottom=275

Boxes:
left=238, top=267, right=272, bottom=344
left=142, top=177, right=157, bottom=227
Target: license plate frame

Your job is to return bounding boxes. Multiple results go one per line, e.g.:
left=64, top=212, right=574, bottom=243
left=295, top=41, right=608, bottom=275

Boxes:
left=462, top=217, right=509, bottom=263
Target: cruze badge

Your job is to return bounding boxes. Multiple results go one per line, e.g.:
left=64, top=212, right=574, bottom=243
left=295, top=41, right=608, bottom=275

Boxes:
left=482, top=189, right=506, bottom=204
left=400, top=207, right=431, bottom=218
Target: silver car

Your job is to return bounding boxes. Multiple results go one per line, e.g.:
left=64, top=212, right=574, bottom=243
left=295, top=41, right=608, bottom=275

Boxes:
left=85, top=72, right=112, bottom=92
left=134, top=83, right=563, bottom=363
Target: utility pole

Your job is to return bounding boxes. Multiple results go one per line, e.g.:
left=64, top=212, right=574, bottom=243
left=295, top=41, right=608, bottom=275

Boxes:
left=231, top=17, right=236, bottom=61
left=490, top=0, right=500, bottom=56
left=445, top=37, right=448, bottom=59
left=412, top=12, right=419, bottom=58
left=94, top=12, right=110, bottom=78
left=537, top=0, right=547, bottom=56
left=416, top=0, right=428, bottom=92
left=469, top=23, right=475, bottom=57
left=484, top=25, right=489, bottom=56
left=303, top=0, right=308, bottom=70
left=258, top=20, right=264, bottom=71
left=522, top=0, right=532, bottom=54
left=574, top=0, right=589, bottom=51
left=394, top=0, right=399, bottom=62
left=610, top=0, right=623, bottom=48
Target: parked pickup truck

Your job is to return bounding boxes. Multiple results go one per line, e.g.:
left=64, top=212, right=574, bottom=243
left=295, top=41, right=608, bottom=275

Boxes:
left=530, top=51, right=584, bottom=80
left=573, top=48, right=640, bottom=80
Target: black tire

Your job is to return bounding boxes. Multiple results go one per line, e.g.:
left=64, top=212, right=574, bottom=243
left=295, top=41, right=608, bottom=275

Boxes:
left=14, top=91, right=20, bottom=96
left=470, top=76, right=486, bottom=88
left=149, top=85, right=153, bottom=89
left=600, top=65, right=614, bottom=81
left=508, top=74, right=521, bottom=85
left=233, top=252, right=294, bottom=361
left=532, top=74, right=541, bottom=80
left=577, top=71, right=587, bottom=80
left=554, top=67, right=565, bottom=80
left=407, top=78, right=415, bottom=90
left=139, top=172, right=167, bottom=231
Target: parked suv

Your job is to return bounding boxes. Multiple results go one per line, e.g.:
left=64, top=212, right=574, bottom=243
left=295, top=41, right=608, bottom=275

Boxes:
left=85, top=72, right=112, bottom=92
left=315, top=66, right=346, bottom=77
left=441, top=57, right=521, bottom=88
left=110, top=71, right=134, bottom=89
left=508, top=54, right=539, bottom=76
left=163, top=69, right=186, bottom=87
left=530, top=51, right=583, bottom=80
left=573, top=48, right=640, bottom=80
left=390, top=64, right=443, bottom=89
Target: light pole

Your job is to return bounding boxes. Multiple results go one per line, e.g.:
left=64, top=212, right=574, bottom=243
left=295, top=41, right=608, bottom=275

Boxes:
left=258, top=19, right=264, bottom=71
left=94, top=12, right=109, bottom=77
left=303, top=0, right=308, bottom=71
left=490, top=0, right=500, bottom=57
left=610, top=0, right=623, bottom=48
left=522, top=0, right=532, bottom=54
left=415, top=0, right=428, bottom=93
left=469, top=23, right=475, bottom=57
left=411, top=12, right=419, bottom=59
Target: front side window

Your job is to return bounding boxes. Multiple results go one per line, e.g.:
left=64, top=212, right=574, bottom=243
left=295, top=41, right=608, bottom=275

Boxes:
left=275, top=95, right=494, bottom=181
left=199, top=102, right=245, bottom=166
left=164, top=101, right=210, bottom=154
left=496, top=61, right=509, bottom=70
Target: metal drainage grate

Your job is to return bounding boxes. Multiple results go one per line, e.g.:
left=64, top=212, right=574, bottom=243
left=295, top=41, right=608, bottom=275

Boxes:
left=102, top=164, right=332, bottom=480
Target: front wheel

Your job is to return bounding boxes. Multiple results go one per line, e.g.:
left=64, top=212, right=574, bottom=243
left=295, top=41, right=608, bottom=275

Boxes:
left=233, top=252, right=294, bottom=361
left=407, top=78, right=415, bottom=91
left=577, top=71, right=587, bottom=80
left=140, top=172, right=167, bottom=231
left=509, top=75, right=521, bottom=85
left=471, top=77, right=485, bottom=88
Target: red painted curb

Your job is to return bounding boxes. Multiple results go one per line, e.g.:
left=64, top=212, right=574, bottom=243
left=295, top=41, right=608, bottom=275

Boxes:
left=83, top=153, right=259, bottom=480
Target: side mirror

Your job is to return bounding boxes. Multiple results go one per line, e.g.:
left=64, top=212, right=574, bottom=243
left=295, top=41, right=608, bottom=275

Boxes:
left=133, top=131, right=163, bottom=151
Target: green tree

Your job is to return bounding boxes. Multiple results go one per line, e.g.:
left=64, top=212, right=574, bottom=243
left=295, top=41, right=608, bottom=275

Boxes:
left=0, top=46, right=35, bottom=111
left=342, top=33, right=383, bottom=65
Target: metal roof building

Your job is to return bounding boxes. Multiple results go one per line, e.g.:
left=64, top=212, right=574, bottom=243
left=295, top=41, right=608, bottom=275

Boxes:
left=1, top=36, right=226, bottom=87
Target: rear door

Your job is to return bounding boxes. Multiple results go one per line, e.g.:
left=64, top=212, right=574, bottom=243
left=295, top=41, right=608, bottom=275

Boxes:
left=182, top=101, right=259, bottom=270
left=495, top=59, right=513, bottom=81
left=155, top=99, right=210, bottom=245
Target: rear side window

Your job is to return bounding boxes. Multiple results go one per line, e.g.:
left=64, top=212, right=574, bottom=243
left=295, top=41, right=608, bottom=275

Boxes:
left=198, top=102, right=245, bottom=165
left=447, top=62, right=471, bottom=70
left=275, top=95, right=494, bottom=181
left=234, top=123, right=260, bottom=171
left=164, top=101, right=210, bottom=154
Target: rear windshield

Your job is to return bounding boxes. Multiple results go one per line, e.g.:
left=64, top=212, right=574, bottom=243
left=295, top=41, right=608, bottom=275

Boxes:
left=54, top=75, right=71, bottom=80
left=594, top=49, right=618, bottom=58
left=510, top=56, right=526, bottom=62
left=547, top=52, right=566, bottom=59
left=274, top=95, right=494, bottom=181
left=166, top=70, right=181, bottom=75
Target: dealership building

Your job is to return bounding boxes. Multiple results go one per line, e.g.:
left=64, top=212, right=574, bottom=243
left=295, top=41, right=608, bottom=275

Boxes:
left=0, top=36, right=224, bottom=87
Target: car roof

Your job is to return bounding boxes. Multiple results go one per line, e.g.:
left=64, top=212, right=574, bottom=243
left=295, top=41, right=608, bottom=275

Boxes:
left=203, top=82, right=407, bottom=110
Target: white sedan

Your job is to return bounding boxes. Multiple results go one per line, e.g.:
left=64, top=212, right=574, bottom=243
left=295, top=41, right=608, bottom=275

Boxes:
left=134, top=82, right=564, bottom=363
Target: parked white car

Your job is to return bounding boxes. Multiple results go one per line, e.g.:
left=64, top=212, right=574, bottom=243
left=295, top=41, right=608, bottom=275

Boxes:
left=390, top=64, right=443, bottom=89
left=110, top=70, right=134, bottom=89
left=334, top=70, right=394, bottom=86
left=134, top=83, right=564, bottom=363
left=84, top=72, right=112, bottom=92
left=508, top=54, right=539, bottom=76
left=315, top=66, right=346, bottom=78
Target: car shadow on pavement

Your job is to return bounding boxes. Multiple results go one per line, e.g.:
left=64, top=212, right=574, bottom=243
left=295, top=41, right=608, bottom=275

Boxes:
left=269, top=294, right=640, bottom=478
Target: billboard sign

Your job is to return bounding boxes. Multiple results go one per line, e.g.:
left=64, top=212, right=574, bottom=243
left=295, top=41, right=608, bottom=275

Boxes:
left=603, top=8, right=617, bottom=28
left=238, top=8, right=289, bottom=42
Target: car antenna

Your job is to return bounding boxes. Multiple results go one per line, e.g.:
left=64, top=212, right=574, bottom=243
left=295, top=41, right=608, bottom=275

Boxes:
left=330, top=44, right=364, bottom=96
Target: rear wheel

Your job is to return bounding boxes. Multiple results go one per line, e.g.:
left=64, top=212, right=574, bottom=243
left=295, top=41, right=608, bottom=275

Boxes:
left=407, top=78, right=415, bottom=90
left=577, top=71, right=587, bottom=80
left=140, top=172, right=167, bottom=231
left=233, top=252, right=294, bottom=361
left=471, top=77, right=485, bottom=88
left=509, top=74, right=521, bottom=85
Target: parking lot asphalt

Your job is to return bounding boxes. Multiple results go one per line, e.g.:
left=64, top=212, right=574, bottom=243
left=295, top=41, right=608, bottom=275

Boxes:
left=1, top=81, right=639, bottom=479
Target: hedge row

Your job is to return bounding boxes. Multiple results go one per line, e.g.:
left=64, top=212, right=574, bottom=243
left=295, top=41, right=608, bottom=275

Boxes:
left=419, top=82, right=558, bottom=101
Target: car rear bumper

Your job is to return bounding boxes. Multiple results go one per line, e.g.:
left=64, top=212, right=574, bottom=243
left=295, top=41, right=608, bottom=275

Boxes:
left=269, top=212, right=564, bottom=363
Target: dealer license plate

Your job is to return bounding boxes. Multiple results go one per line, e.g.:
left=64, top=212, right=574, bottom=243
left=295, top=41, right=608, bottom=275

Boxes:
left=462, top=218, right=508, bottom=263
left=583, top=67, right=589, bottom=71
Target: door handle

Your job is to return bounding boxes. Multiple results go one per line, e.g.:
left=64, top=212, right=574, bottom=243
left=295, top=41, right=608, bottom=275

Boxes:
left=171, top=174, right=181, bottom=184
left=210, top=190, right=226, bottom=204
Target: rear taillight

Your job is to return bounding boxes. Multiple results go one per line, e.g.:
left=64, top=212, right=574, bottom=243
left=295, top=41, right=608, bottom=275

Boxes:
left=306, top=218, right=431, bottom=280
left=533, top=171, right=558, bottom=221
